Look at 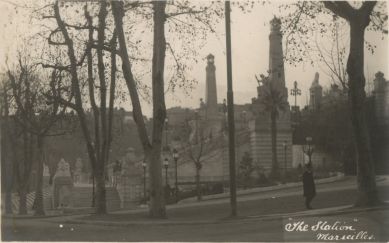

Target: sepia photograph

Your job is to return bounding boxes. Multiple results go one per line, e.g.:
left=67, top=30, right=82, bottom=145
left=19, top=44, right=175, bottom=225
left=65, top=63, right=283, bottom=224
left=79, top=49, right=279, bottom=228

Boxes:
left=0, top=0, right=388, bottom=242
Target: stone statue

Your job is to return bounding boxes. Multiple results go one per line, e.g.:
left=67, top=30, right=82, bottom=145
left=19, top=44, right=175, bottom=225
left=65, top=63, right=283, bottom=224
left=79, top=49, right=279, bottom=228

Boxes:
left=270, top=16, right=281, bottom=31
left=43, top=164, right=50, bottom=177
left=312, top=72, right=320, bottom=86
left=55, top=158, right=71, bottom=178
left=53, top=158, right=73, bottom=208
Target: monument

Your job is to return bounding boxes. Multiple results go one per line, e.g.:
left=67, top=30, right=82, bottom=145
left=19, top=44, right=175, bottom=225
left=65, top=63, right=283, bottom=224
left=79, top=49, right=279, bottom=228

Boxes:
left=117, top=147, right=142, bottom=208
left=205, top=54, right=218, bottom=117
left=53, top=158, right=73, bottom=208
left=250, top=17, right=293, bottom=173
left=309, top=72, right=323, bottom=111
left=202, top=54, right=224, bottom=138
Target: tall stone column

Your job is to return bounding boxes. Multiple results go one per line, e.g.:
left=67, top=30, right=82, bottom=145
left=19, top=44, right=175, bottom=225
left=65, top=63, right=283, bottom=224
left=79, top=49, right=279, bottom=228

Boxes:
left=268, top=17, right=285, bottom=87
left=205, top=54, right=218, bottom=118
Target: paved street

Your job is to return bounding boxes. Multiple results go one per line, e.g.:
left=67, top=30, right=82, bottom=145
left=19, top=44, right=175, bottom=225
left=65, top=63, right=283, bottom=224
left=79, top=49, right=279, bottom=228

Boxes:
left=2, top=207, right=389, bottom=241
left=2, top=177, right=389, bottom=242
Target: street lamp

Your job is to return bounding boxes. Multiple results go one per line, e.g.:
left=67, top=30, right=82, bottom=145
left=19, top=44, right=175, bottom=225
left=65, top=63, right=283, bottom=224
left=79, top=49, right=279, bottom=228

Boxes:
left=303, top=136, right=314, bottom=166
left=172, top=149, right=179, bottom=203
left=164, top=118, right=169, bottom=151
left=290, top=80, right=302, bottom=110
left=90, top=143, right=96, bottom=208
left=242, top=110, right=247, bottom=130
left=142, top=161, right=147, bottom=200
left=163, top=158, right=169, bottom=187
left=283, top=141, right=287, bottom=179
left=194, top=110, right=199, bottom=144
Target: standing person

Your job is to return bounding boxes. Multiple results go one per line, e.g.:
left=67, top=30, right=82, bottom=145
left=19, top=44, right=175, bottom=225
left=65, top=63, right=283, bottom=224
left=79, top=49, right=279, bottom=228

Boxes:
left=302, top=163, right=316, bottom=209
left=112, top=160, right=122, bottom=188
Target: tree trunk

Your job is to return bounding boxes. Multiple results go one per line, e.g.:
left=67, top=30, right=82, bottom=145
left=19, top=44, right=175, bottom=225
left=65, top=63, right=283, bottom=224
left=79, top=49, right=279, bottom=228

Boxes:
left=1, top=91, right=13, bottom=214
left=195, top=168, right=202, bottom=201
left=5, top=188, right=13, bottom=215
left=18, top=130, right=33, bottom=215
left=148, top=1, right=168, bottom=218
left=95, top=164, right=107, bottom=214
left=112, top=0, right=167, bottom=218
left=148, top=147, right=166, bottom=218
left=18, top=186, right=28, bottom=215
left=347, top=20, right=379, bottom=206
left=270, top=110, right=279, bottom=178
left=34, top=135, right=45, bottom=216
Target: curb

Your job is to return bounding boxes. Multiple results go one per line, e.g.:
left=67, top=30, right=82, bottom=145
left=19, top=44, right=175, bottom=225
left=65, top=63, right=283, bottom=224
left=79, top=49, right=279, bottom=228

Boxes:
left=59, top=204, right=389, bottom=227
left=56, top=205, right=389, bottom=227
left=243, top=203, right=389, bottom=223
left=180, top=175, right=347, bottom=203
left=64, top=218, right=222, bottom=226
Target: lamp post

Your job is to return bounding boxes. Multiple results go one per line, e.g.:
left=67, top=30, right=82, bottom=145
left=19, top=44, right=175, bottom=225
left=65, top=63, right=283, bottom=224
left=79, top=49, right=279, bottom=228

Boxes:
left=165, top=118, right=169, bottom=150
left=225, top=0, right=237, bottom=217
left=222, top=99, right=227, bottom=188
left=89, top=143, right=96, bottom=208
left=163, top=158, right=169, bottom=187
left=303, top=136, right=314, bottom=166
left=283, top=141, right=287, bottom=180
left=290, top=80, right=302, bottom=110
left=222, top=99, right=228, bottom=132
left=142, top=161, right=147, bottom=199
left=194, top=110, right=199, bottom=144
left=172, top=149, right=179, bottom=203
left=242, top=110, right=247, bottom=130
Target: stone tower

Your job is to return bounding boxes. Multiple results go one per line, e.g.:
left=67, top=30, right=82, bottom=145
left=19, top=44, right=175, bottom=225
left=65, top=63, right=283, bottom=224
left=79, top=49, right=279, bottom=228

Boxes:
left=373, top=71, right=389, bottom=125
left=268, top=17, right=285, bottom=87
left=205, top=54, right=218, bottom=118
left=309, top=72, right=323, bottom=110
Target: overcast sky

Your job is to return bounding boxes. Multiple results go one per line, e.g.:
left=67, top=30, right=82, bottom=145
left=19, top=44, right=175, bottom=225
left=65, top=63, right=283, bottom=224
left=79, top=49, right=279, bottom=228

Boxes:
left=1, top=1, right=388, bottom=118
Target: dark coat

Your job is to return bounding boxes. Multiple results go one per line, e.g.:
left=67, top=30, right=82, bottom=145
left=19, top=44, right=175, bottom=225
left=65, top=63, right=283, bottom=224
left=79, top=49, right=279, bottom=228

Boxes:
left=302, top=171, right=316, bottom=197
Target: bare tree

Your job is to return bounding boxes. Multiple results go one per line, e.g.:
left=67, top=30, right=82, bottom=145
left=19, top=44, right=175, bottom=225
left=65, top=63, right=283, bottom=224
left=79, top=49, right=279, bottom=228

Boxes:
left=314, top=20, right=348, bottom=90
left=7, top=54, right=70, bottom=216
left=112, top=0, right=167, bottom=218
left=0, top=79, right=14, bottom=215
left=281, top=1, right=388, bottom=206
left=112, top=0, right=222, bottom=218
left=183, top=112, right=208, bottom=201
left=39, top=1, right=118, bottom=214
left=5, top=57, right=36, bottom=215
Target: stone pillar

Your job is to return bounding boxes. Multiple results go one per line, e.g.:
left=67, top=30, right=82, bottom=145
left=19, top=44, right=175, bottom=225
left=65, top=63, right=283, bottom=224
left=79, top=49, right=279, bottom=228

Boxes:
left=53, top=158, right=74, bottom=208
left=205, top=54, right=218, bottom=118
left=117, top=148, right=142, bottom=208
left=268, top=17, right=285, bottom=87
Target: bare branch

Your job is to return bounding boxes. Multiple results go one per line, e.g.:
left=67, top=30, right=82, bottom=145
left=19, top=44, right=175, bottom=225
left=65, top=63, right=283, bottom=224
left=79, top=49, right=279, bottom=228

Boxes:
left=322, top=1, right=355, bottom=20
